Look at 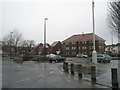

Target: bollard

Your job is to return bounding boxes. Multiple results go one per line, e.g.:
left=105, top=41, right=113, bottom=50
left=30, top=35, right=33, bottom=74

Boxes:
left=65, top=62, right=69, bottom=73
left=70, top=63, right=74, bottom=75
left=111, top=68, right=118, bottom=89
left=63, top=61, right=66, bottom=70
left=78, top=64, right=82, bottom=79
left=91, top=65, right=96, bottom=83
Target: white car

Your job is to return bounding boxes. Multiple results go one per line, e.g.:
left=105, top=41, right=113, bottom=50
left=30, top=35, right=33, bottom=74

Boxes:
left=76, top=54, right=88, bottom=58
left=46, top=54, right=56, bottom=58
left=0, top=50, right=2, bottom=55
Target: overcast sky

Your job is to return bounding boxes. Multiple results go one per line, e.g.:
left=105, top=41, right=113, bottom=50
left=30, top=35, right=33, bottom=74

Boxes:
left=0, top=0, right=118, bottom=45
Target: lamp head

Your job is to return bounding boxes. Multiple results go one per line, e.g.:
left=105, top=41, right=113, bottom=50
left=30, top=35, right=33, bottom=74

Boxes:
left=45, top=18, right=48, bottom=20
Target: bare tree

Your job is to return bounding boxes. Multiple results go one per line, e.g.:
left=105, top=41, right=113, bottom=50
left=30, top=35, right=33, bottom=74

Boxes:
left=22, top=40, right=35, bottom=47
left=21, top=40, right=35, bottom=55
left=107, top=1, right=120, bottom=87
left=2, top=29, right=23, bottom=56
left=107, top=1, right=120, bottom=43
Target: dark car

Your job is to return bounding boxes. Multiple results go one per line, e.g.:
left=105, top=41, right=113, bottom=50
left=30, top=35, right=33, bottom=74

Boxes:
left=48, top=55, right=66, bottom=63
left=97, top=54, right=112, bottom=63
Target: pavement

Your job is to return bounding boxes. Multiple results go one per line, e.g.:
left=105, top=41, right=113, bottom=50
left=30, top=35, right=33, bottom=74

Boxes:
left=2, top=57, right=111, bottom=88
left=66, top=57, right=118, bottom=87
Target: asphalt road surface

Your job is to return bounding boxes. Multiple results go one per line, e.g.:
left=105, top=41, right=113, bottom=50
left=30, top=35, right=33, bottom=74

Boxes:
left=2, top=58, right=109, bottom=88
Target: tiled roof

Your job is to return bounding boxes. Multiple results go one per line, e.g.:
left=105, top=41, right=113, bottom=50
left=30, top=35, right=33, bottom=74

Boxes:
left=34, top=43, right=51, bottom=49
left=62, top=33, right=105, bottom=43
left=34, top=43, right=43, bottom=48
left=51, top=41, right=60, bottom=47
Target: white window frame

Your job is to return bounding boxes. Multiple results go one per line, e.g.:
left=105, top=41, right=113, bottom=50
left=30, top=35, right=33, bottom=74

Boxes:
left=66, top=47, right=70, bottom=50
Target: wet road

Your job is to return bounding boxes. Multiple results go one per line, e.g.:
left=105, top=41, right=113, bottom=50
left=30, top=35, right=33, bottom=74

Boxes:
left=2, top=58, right=109, bottom=88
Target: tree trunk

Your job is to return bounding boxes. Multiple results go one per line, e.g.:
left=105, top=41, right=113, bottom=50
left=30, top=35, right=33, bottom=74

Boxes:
left=14, top=46, right=17, bottom=56
left=118, top=35, right=120, bottom=88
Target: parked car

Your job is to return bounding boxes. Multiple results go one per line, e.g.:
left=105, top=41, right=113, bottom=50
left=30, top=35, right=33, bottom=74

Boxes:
left=97, top=54, right=112, bottom=63
left=0, top=50, right=2, bottom=55
left=48, top=55, right=66, bottom=63
left=23, top=55, right=33, bottom=61
left=76, top=54, right=88, bottom=58
left=46, top=54, right=56, bottom=58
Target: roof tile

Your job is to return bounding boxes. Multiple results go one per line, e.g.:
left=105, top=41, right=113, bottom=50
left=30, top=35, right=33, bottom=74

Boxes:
left=62, top=33, right=105, bottom=43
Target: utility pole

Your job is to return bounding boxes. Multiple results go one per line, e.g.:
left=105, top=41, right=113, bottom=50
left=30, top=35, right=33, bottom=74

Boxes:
left=44, top=18, right=48, bottom=69
left=92, top=0, right=97, bottom=63
left=10, top=32, right=13, bottom=59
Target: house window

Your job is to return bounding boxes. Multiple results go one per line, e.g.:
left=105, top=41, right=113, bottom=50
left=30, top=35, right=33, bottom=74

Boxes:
left=71, top=42, right=76, bottom=45
left=82, top=46, right=87, bottom=50
left=71, top=47, right=73, bottom=50
left=84, top=52, right=87, bottom=54
left=79, top=41, right=82, bottom=44
left=66, top=47, right=70, bottom=50
left=84, top=41, right=87, bottom=43
left=78, top=46, right=81, bottom=50
left=86, top=41, right=89, bottom=43
left=72, top=52, right=76, bottom=55
left=74, top=47, right=76, bottom=49
left=89, top=46, right=93, bottom=49
left=71, top=47, right=76, bottom=50
left=101, top=41, right=104, bottom=43
left=99, top=46, right=101, bottom=49
left=82, top=46, right=84, bottom=50
left=102, top=46, right=104, bottom=49
left=90, top=40, right=93, bottom=43
left=65, top=43, right=69, bottom=45
left=66, top=52, right=69, bottom=55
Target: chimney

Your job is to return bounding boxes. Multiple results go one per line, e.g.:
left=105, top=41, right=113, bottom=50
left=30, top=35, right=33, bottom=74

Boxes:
left=82, top=32, right=84, bottom=36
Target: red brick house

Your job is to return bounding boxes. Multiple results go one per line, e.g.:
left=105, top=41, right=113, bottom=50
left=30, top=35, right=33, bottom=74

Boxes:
left=51, top=41, right=63, bottom=54
left=62, top=33, right=106, bottom=56
left=34, top=43, right=52, bottom=55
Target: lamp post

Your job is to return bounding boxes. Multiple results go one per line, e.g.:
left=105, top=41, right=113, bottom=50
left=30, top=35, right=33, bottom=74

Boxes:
left=92, top=0, right=97, bottom=63
left=10, top=32, right=13, bottom=59
left=44, top=18, right=48, bottom=60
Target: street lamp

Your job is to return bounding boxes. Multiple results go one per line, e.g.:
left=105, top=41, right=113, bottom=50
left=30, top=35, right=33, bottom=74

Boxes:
left=92, top=0, right=97, bottom=63
left=44, top=18, right=48, bottom=60
left=43, top=18, right=48, bottom=70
